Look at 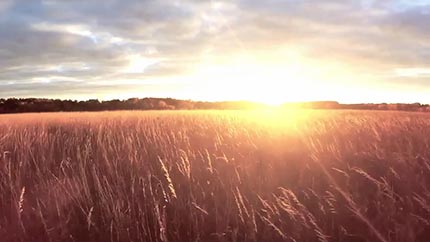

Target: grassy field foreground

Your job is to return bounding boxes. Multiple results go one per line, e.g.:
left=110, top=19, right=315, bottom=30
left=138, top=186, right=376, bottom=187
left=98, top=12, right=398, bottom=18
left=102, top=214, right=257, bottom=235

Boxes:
left=0, top=110, right=430, bottom=242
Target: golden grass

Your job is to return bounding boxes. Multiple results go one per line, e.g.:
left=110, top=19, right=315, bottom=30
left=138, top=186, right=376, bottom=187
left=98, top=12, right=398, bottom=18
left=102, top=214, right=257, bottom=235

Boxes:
left=0, top=110, right=430, bottom=241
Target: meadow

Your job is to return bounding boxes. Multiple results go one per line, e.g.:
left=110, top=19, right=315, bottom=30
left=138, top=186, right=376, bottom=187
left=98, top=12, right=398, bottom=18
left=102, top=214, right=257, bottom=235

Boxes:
left=0, top=110, right=429, bottom=242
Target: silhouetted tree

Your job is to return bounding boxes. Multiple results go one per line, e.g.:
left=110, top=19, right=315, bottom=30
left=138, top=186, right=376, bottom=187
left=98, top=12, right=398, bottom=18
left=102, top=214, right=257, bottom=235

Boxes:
left=0, top=98, right=428, bottom=114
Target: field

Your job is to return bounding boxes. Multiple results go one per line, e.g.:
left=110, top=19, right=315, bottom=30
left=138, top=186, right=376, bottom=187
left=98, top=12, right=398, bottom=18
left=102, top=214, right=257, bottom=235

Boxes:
left=0, top=110, right=430, bottom=242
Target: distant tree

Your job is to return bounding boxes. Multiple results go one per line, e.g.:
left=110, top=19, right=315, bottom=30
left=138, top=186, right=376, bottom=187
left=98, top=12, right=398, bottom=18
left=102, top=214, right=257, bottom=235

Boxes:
left=3, top=99, right=19, bottom=112
left=157, top=100, right=175, bottom=110
left=177, top=100, right=194, bottom=109
left=0, top=97, right=429, bottom=114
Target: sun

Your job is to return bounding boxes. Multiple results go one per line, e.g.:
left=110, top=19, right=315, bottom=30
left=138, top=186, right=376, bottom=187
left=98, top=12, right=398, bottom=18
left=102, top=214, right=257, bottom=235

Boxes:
left=189, top=54, right=317, bottom=105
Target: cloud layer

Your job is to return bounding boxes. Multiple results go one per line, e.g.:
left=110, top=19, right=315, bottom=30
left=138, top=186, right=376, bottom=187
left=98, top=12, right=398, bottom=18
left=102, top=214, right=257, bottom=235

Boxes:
left=0, top=0, right=429, bottom=103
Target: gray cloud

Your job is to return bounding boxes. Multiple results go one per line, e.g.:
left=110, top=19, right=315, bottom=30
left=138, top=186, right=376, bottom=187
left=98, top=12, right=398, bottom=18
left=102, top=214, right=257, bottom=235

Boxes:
left=0, top=0, right=429, bottom=102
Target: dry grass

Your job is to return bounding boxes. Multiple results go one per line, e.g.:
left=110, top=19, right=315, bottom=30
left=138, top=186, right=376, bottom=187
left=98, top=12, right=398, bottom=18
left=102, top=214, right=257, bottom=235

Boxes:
left=0, top=110, right=430, bottom=242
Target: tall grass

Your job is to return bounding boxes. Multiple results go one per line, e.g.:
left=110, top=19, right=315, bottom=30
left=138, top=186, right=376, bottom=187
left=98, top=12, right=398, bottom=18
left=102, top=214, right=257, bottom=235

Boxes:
left=0, top=110, right=429, bottom=242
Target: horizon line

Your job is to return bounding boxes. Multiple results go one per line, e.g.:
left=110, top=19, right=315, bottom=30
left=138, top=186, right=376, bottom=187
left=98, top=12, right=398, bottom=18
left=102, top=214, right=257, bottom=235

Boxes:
left=1, top=97, right=429, bottom=106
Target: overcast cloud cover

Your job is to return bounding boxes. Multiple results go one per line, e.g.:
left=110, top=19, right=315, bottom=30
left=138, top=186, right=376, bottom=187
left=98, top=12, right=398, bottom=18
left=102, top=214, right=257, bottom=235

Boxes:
left=0, top=0, right=429, bottom=103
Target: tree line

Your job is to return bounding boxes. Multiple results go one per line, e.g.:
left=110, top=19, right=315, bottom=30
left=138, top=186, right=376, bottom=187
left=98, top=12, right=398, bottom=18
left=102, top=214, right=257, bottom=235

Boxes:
left=0, top=98, right=429, bottom=113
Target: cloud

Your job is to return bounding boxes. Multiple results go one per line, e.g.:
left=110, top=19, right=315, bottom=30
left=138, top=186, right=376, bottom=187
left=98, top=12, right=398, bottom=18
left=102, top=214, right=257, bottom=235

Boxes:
left=0, top=0, right=429, bottom=102
left=0, top=0, right=13, bottom=14
left=395, top=68, right=430, bottom=78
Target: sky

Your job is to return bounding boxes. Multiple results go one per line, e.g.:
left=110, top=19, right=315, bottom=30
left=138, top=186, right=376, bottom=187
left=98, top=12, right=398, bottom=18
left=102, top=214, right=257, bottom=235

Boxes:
left=0, top=0, right=429, bottom=104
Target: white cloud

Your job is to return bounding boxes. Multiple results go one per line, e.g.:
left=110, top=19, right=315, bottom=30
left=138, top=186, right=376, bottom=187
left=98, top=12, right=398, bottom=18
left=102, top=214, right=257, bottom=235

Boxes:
left=31, top=22, right=128, bottom=46
left=32, top=22, right=95, bottom=39
left=122, top=54, right=161, bottom=74
left=395, top=68, right=430, bottom=77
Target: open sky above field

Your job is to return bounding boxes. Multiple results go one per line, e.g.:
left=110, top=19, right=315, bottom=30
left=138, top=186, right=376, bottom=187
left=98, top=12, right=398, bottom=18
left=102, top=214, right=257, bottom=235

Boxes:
left=0, top=0, right=429, bottom=104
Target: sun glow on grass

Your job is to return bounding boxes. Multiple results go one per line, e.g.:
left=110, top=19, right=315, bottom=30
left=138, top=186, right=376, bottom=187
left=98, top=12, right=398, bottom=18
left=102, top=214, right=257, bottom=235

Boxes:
left=1, top=110, right=429, bottom=241
left=245, top=106, right=314, bottom=131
